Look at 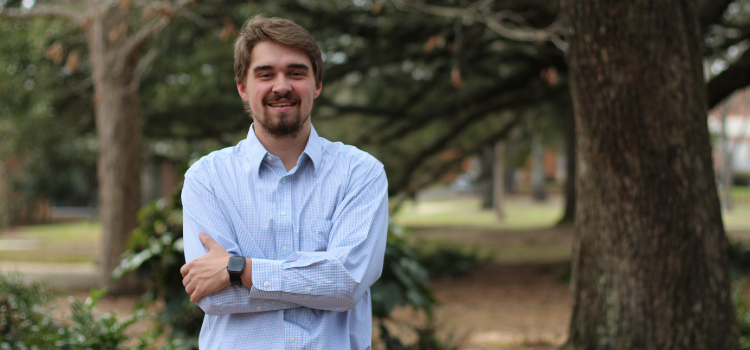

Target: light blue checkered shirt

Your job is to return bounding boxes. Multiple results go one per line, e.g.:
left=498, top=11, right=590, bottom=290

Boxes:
left=182, top=124, right=388, bottom=350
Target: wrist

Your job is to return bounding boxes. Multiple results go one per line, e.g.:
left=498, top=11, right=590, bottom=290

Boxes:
left=241, top=258, right=253, bottom=288
left=227, top=255, right=246, bottom=286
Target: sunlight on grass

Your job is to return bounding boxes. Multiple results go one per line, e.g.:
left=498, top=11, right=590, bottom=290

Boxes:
left=0, top=221, right=101, bottom=263
left=18, top=221, right=102, bottom=242
left=393, top=197, right=562, bottom=230
left=395, top=194, right=750, bottom=232
left=724, top=203, right=750, bottom=231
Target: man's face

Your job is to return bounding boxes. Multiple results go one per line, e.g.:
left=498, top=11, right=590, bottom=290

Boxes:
left=237, top=41, right=322, bottom=138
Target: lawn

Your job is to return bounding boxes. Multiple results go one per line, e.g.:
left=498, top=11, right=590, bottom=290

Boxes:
left=394, top=191, right=750, bottom=232
left=1, top=187, right=748, bottom=264
left=393, top=196, right=563, bottom=230
left=0, top=220, right=101, bottom=263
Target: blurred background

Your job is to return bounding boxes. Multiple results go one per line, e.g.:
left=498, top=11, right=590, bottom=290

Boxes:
left=1, top=0, right=749, bottom=349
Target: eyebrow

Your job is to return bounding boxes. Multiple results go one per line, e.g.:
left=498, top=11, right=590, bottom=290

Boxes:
left=253, top=64, right=310, bottom=73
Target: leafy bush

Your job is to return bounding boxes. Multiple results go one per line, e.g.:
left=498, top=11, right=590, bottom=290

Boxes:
left=729, top=240, right=750, bottom=277
left=415, top=245, right=491, bottom=280
left=114, top=184, right=202, bottom=341
left=116, top=184, right=439, bottom=349
left=0, top=272, right=148, bottom=349
left=735, top=279, right=750, bottom=349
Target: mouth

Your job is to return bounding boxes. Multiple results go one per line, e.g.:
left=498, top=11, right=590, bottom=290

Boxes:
left=266, top=98, right=298, bottom=109
left=268, top=102, right=296, bottom=107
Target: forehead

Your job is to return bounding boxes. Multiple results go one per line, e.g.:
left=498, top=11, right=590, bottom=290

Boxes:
left=250, top=41, right=312, bottom=69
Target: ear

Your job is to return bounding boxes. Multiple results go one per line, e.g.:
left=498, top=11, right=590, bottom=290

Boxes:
left=314, top=81, right=322, bottom=99
left=237, top=82, right=249, bottom=102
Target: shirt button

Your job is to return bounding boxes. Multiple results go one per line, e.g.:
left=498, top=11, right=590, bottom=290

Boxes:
left=256, top=305, right=262, bottom=310
left=306, top=287, right=312, bottom=291
left=282, top=245, right=288, bottom=251
left=280, top=211, right=286, bottom=216
left=281, top=178, right=287, bottom=184
left=285, top=311, right=291, bottom=318
left=266, top=155, right=272, bottom=161
left=290, top=337, right=296, bottom=343
left=263, top=281, right=270, bottom=287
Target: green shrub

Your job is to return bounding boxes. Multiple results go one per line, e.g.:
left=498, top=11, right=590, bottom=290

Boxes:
left=116, top=184, right=440, bottom=349
left=0, top=272, right=148, bottom=349
left=114, top=184, right=202, bottom=342
left=729, top=241, right=750, bottom=277
left=735, top=279, right=750, bottom=349
left=415, top=245, right=491, bottom=280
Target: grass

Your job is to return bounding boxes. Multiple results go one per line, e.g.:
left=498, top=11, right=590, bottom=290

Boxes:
left=725, top=203, right=750, bottom=232
left=0, top=221, right=101, bottom=263
left=393, top=196, right=562, bottom=230
left=0, top=186, right=748, bottom=265
left=16, top=220, right=101, bottom=242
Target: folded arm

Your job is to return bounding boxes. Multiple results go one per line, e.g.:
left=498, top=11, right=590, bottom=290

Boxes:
left=181, top=161, right=388, bottom=314
left=181, top=169, right=300, bottom=314
left=249, top=165, right=389, bottom=311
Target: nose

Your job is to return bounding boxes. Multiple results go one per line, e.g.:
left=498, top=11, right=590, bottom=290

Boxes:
left=272, top=75, right=292, bottom=95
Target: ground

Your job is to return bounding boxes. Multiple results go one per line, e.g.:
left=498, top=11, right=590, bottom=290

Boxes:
left=55, top=258, right=572, bottom=350
left=2, top=194, right=749, bottom=349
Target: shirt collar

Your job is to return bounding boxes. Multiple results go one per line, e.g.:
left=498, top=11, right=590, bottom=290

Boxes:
left=245, top=123, right=323, bottom=176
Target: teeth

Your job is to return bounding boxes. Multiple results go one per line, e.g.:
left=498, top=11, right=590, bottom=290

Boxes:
left=270, top=103, right=294, bottom=107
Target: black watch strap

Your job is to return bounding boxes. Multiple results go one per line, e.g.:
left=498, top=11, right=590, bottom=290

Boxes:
left=227, top=255, right=246, bottom=286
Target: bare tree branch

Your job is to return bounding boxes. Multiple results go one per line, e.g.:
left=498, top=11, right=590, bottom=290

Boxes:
left=114, top=0, right=194, bottom=60
left=0, top=4, right=81, bottom=22
left=390, top=0, right=565, bottom=49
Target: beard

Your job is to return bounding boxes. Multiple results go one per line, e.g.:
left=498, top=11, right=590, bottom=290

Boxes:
left=246, top=91, right=309, bottom=138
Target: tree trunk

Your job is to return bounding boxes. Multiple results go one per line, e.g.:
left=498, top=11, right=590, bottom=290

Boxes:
left=562, top=1, right=738, bottom=349
left=493, top=142, right=505, bottom=219
left=480, top=145, right=494, bottom=209
left=558, top=110, right=576, bottom=225
left=87, top=6, right=143, bottom=294
left=721, top=112, right=734, bottom=211
left=531, top=134, right=547, bottom=201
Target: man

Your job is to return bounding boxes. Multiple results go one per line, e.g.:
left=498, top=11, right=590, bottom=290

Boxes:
left=179, top=15, right=389, bottom=350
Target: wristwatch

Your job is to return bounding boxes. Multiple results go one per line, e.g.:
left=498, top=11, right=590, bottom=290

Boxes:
left=227, top=255, right=246, bottom=286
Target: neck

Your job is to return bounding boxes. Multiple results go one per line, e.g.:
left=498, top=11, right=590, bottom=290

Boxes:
left=254, top=122, right=311, bottom=171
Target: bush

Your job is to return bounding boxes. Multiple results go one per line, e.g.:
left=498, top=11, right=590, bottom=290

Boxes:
left=0, top=272, right=148, bottom=349
left=729, top=241, right=750, bottom=277
left=735, top=279, right=750, bottom=349
left=415, top=245, right=491, bottom=280
left=116, top=184, right=440, bottom=349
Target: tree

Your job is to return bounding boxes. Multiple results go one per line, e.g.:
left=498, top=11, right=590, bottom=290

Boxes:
left=562, top=1, right=738, bottom=349
left=377, top=0, right=750, bottom=213
left=1, top=0, right=196, bottom=293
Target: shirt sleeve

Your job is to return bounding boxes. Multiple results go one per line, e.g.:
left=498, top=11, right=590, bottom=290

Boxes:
left=248, top=161, right=389, bottom=312
left=182, top=165, right=301, bottom=315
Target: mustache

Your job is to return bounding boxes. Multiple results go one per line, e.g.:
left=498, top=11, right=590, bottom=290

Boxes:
left=263, top=92, right=301, bottom=104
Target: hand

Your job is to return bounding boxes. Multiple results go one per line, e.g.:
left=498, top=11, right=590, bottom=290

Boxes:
left=180, top=232, right=231, bottom=303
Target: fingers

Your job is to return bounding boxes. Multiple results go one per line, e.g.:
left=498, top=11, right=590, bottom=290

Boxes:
left=199, top=232, right=221, bottom=251
left=180, top=263, right=189, bottom=277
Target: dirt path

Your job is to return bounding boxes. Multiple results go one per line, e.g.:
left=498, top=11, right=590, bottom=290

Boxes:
left=383, top=262, right=570, bottom=350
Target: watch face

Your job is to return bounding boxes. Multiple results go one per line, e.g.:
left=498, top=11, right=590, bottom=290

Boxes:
left=228, top=256, right=245, bottom=272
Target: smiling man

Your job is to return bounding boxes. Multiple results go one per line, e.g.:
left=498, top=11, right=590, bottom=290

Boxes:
left=178, top=15, right=389, bottom=350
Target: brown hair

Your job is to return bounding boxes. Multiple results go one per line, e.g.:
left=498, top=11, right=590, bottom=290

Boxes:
left=234, top=15, right=324, bottom=86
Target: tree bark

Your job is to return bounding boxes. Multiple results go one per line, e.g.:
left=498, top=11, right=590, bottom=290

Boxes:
left=562, top=1, right=738, bottom=349
left=87, top=6, right=143, bottom=294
